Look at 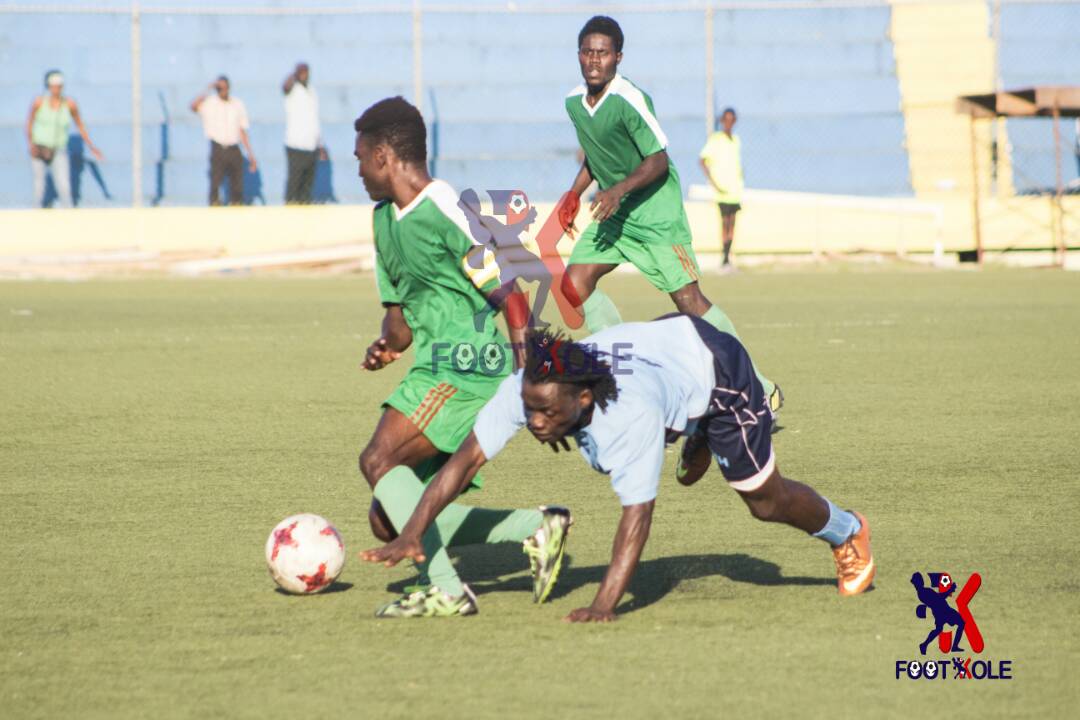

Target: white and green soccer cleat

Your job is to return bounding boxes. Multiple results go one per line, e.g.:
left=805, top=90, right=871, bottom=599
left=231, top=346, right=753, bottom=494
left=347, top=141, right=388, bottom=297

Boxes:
left=523, top=506, right=573, bottom=604
left=374, top=584, right=478, bottom=619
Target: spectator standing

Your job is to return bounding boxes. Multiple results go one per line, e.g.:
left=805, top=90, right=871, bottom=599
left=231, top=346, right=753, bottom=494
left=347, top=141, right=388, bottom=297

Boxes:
left=191, top=76, right=257, bottom=206
left=282, top=63, right=326, bottom=204
left=699, top=108, right=744, bottom=271
left=26, top=70, right=104, bottom=208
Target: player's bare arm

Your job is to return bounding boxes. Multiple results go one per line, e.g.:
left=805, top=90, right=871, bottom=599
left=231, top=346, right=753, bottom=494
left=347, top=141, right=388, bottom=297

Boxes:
left=569, top=160, right=594, bottom=198
left=358, top=431, right=488, bottom=565
left=558, top=162, right=593, bottom=238
left=363, top=304, right=411, bottom=370
left=565, top=499, right=654, bottom=623
left=482, top=281, right=529, bottom=369
left=590, top=150, right=669, bottom=223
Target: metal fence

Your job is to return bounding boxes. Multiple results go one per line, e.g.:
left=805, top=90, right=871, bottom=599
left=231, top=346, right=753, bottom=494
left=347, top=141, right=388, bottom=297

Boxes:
left=0, top=0, right=1077, bottom=209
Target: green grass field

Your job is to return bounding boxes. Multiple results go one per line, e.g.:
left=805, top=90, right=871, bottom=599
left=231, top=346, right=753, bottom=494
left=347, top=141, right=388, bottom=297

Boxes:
left=2, top=269, right=1078, bottom=719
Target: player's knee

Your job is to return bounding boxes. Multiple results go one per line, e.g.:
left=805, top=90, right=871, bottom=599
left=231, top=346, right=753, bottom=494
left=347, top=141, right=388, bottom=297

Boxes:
left=745, top=495, right=783, bottom=523
left=358, top=445, right=387, bottom=489
left=561, top=271, right=586, bottom=307
left=741, top=479, right=789, bottom=523
left=671, top=285, right=708, bottom=316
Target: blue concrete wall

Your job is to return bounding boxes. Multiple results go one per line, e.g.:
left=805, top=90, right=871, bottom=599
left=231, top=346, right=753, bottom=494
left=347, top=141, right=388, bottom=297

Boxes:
left=711, top=6, right=908, bottom=196
left=0, top=1, right=910, bottom=207
left=999, top=2, right=1080, bottom=193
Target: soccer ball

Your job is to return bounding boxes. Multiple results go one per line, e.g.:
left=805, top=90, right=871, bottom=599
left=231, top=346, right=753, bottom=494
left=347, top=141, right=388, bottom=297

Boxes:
left=265, top=513, right=345, bottom=594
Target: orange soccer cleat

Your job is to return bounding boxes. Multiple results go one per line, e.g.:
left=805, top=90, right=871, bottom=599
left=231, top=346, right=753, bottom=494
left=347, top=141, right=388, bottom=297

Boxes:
left=832, top=511, right=875, bottom=596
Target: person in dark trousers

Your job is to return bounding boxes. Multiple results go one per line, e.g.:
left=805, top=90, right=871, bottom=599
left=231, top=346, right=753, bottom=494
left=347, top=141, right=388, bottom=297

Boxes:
left=191, top=76, right=257, bottom=206
left=282, top=63, right=326, bottom=204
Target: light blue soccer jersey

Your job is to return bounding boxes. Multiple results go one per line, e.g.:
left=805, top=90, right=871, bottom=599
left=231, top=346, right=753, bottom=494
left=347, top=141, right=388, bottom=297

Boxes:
left=472, top=316, right=717, bottom=506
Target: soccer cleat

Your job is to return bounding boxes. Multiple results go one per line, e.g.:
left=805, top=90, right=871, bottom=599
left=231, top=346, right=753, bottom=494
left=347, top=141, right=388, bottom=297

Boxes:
left=768, top=385, right=784, bottom=420
left=374, top=584, right=478, bottom=618
left=675, top=431, right=711, bottom=487
left=523, top=506, right=572, bottom=604
left=832, top=511, right=875, bottom=597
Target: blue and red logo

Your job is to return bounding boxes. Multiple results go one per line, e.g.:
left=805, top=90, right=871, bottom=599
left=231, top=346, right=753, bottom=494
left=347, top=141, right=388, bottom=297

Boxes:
left=894, top=572, right=1013, bottom=681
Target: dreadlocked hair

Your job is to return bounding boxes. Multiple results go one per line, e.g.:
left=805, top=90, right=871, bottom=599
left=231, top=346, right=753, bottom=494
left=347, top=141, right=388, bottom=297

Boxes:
left=524, top=328, right=619, bottom=411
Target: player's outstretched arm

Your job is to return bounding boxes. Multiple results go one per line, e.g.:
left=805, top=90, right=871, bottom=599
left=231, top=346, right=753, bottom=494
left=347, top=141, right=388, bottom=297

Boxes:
left=359, top=432, right=488, bottom=566
left=568, top=160, right=593, bottom=198
left=565, top=500, right=655, bottom=623
left=485, top=281, right=529, bottom=369
left=363, top=305, right=411, bottom=371
left=591, top=151, right=669, bottom=223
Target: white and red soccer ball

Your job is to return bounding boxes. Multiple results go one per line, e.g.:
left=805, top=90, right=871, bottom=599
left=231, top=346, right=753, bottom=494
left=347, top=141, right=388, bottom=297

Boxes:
left=265, top=514, right=345, bottom=594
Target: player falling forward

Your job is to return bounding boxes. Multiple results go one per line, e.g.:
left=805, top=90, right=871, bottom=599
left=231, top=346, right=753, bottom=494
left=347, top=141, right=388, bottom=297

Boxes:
left=362, top=316, right=875, bottom=622
left=557, top=16, right=782, bottom=417
left=354, top=97, right=571, bottom=618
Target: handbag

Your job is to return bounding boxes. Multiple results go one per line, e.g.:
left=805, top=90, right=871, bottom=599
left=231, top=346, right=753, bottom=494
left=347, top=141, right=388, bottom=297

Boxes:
left=32, top=144, right=55, bottom=164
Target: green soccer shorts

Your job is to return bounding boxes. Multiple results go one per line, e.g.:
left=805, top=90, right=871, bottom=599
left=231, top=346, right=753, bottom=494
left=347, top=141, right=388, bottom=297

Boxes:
left=568, top=219, right=702, bottom=293
left=384, top=367, right=497, bottom=488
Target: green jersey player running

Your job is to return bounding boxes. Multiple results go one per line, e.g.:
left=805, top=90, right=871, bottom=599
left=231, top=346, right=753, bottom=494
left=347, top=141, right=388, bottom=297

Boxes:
left=557, top=15, right=782, bottom=417
left=354, top=97, right=571, bottom=618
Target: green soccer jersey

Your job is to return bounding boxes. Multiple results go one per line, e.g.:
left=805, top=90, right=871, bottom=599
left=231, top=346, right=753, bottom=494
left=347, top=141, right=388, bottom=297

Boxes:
left=566, top=74, right=688, bottom=244
left=373, top=179, right=509, bottom=394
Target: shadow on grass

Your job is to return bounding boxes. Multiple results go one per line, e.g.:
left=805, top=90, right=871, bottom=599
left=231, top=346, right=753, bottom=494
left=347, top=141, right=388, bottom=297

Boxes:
left=387, top=544, right=833, bottom=615
left=274, top=580, right=353, bottom=596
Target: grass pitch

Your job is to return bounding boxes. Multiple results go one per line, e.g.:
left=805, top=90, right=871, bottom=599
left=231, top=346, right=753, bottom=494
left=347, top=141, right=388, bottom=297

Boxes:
left=2, top=269, right=1078, bottom=719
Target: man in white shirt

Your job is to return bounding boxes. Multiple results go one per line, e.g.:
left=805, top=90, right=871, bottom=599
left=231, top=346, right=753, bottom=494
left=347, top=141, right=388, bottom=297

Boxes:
left=190, top=76, right=257, bottom=206
left=282, top=63, right=326, bottom=204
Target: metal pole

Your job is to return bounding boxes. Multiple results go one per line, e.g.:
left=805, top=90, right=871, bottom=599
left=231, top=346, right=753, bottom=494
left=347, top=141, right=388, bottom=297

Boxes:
left=990, top=0, right=1001, bottom=195
left=1052, top=103, right=1065, bottom=265
left=131, top=1, right=142, bottom=208
left=412, top=0, right=423, bottom=113
left=704, top=5, right=715, bottom=138
left=968, top=114, right=983, bottom=265
left=991, top=0, right=1001, bottom=90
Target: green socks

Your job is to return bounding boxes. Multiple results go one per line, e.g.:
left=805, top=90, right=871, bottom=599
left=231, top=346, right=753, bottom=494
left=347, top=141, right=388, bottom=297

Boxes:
left=701, top=304, right=775, bottom=397
left=373, top=466, right=544, bottom=597
left=444, top=507, right=543, bottom=546
left=374, top=466, right=465, bottom=596
left=582, top=288, right=623, bottom=333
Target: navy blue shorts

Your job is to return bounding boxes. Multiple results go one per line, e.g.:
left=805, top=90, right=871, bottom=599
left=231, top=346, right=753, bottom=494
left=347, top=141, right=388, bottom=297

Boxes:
left=685, top=315, right=774, bottom=491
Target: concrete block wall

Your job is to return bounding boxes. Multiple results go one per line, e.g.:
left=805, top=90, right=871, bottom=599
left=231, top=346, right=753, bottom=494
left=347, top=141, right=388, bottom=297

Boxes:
left=7, top=1, right=1068, bottom=208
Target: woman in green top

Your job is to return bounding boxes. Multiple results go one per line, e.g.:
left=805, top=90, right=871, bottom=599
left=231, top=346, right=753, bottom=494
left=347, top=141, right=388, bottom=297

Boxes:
left=25, top=70, right=104, bottom=208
